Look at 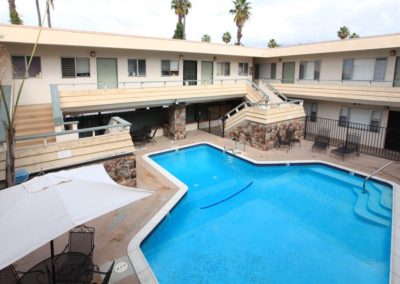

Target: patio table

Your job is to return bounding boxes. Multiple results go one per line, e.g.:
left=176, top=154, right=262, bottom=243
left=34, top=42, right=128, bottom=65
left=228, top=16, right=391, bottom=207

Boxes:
left=19, top=252, right=93, bottom=284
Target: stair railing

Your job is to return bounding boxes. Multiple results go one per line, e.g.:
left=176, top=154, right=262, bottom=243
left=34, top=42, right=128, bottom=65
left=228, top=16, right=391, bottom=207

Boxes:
left=362, top=161, right=400, bottom=193
left=261, top=79, right=289, bottom=102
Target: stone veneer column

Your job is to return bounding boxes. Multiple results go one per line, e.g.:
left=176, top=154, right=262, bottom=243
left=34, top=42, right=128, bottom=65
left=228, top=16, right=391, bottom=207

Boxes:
left=169, top=104, right=186, bottom=140
left=103, top=155, right=136, bottom=187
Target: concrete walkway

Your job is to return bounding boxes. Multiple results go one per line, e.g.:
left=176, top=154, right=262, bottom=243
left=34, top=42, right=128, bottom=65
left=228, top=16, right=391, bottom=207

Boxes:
left=14, top=130, right=400, bottom=283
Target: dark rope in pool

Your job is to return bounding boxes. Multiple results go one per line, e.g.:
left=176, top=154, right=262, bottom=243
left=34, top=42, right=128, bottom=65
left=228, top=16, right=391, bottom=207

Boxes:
left=200, top=182, right=253, bottom=209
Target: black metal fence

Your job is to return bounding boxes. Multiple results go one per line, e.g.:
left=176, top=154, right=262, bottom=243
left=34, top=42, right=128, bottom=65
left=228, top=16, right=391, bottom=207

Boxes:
left=198, top=111, right=225, bottom=137
left=304, top=116, right=400, bottom=161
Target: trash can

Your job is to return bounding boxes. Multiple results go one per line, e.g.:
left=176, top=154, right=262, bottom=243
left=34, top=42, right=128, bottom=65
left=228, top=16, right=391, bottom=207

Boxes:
left=15, top=169, right=30, bottom=184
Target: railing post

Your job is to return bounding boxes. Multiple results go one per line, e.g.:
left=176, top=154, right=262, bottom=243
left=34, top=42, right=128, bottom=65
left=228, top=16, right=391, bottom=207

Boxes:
left=304, top=116, right=308, bottom=140
left=208, top=112, right=211, bottom=133
left=222, top=118, right=225, bottom=138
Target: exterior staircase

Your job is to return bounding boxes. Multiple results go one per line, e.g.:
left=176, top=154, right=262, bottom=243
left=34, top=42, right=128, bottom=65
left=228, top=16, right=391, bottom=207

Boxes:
left=15, top=104, right=56, bottom=148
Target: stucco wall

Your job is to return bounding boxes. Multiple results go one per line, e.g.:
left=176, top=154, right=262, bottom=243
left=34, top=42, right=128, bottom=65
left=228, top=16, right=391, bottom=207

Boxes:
left=255, top=49, right=400, bottom=85
left=3, top=43, right=253, bottom=105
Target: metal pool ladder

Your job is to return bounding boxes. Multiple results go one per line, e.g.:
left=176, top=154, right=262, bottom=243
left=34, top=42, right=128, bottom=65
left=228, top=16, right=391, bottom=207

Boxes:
left=362, top=161, right=400, bottom=193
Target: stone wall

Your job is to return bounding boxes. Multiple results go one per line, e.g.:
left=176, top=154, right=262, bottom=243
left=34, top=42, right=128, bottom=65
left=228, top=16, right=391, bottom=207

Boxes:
left=103, top=155, right=136, bottom=187
left=226, top=118, right=305, bottom=151
left=164, top=104, right=186, bottom=140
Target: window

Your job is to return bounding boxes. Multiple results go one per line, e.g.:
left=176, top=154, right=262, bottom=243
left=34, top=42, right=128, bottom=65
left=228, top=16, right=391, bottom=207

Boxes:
left=238, top=63, right=249, bottom=76
left=339, top=107, right=350, bottom=127
left=304, top=102, right=318, bottom=122
left=342, top=58, right=387, bottom=81
left=299, top=61, right=321, bottom=80
left=12, top=56, right=42, bottom=79
left=339, top=107, right=382, bottom=132
left=310, top=103, right=318, bottom=122
left=374, top=58, right=387, bottom=81
left=61, top=57, right=90, bottom=78
left=128, top=59, right=146, bottom=76
left=161, top=60, right=179, bottom=76
left=370, top=110, right=382, bottom=132
left=259, top=63, right=276, bottom=79
left=216, top=62, right=230, bottom=76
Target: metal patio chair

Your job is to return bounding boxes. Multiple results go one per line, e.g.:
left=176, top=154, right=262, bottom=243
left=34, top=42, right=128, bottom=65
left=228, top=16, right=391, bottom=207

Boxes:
left=331, top=133, right=361, bottom=160
left=312, top=128, right=330, bottom=154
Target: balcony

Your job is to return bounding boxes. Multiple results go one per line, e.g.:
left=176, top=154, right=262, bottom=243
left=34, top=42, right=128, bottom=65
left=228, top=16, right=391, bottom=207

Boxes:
left=261, top=79, right=400, bottom=107
left=55, top=79, right=268, bottom=114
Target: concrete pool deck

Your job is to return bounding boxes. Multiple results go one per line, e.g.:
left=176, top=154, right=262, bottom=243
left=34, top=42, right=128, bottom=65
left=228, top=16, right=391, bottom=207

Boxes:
left=13, top=130, right=400, bottom=283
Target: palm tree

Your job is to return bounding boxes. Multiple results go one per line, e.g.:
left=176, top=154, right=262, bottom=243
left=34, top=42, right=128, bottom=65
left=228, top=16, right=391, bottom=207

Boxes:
left=46, top=0, right=55, bottom=28
left=201, top=34, right=211, bottom=42
left=8, top=0, right=23, bottom=24
left=35, top=0, right=41, bottom=26
left=350, top=32, right=360, bottom=39
left=171, top=0, right=192, bottom=40
left=229, top=0, right=251, bottom=45
left=267, top=39, right=279, bottom=48
left=337, top=26, right=350, bottom=40
left=222, top=32, right=232, bottom=44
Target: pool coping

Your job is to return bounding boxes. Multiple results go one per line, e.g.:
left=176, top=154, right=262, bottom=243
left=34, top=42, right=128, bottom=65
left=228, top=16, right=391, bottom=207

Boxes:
left=127, top=141, right=400, bottom=284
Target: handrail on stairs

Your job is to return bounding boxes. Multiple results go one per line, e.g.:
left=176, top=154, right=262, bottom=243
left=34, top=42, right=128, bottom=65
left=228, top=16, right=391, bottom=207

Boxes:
left=362, top=161, right=400, bottom=193
left=260, top=79, right=289, bottom=102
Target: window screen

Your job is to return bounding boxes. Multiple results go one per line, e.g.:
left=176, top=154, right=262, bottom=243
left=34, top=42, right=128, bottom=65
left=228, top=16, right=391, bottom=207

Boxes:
left=374, top=58, right=387, bottom=81
left=76, top=58, right=90, bottom=77
left=352, top=59, right=375, bottom=81
left=11, top=56, right=26, bottom=78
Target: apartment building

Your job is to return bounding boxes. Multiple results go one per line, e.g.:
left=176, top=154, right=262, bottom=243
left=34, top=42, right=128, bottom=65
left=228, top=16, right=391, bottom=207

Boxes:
left=0, top=24, right=399, bottom=177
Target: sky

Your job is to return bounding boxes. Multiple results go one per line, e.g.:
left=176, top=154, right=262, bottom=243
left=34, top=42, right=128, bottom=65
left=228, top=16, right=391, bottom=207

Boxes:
left=0, top=0, right=399, bottom=48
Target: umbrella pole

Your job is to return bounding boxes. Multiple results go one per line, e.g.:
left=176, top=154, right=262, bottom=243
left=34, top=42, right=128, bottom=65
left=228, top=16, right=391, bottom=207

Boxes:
left=50, top=240, right=56, bottom=283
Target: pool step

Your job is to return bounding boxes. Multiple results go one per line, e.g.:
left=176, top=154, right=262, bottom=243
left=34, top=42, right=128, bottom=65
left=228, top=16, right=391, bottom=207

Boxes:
left=366, top=182, right=392, bottom=210
left=308, top=167, right=393, bottom=210
left=353, top=187, right=392, bottom=220
left=352, top=187, right=391, bottom=227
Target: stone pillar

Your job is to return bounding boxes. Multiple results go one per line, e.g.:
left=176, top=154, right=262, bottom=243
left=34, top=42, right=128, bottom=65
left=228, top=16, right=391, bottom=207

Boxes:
left=103, top=155, right=136, bottom=187
left=169, top=104, right=186, bottom=140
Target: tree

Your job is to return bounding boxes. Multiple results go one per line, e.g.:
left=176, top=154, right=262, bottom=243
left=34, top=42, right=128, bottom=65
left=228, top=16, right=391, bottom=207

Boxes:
left=350, top=32, right=360, bottom=39
left=0, top=6, right=49, bottom=187
left=46, top=0, right=55, bottom=28
left=222, top=32, right=232, bottom=44
left=201, top=34, right=211, bottom=42
left=267, top=39, right=279, bottom=48
left=8, top=0, right=23, bottom=25
left=173, top=22, right=184, bottom=39
left=35, top=0, right=42, bottom=26
left=171, top=0, right=192, bottom=40
left=337, top=26, right=350, bottom=40
left=229, top=0, right=251, bottom=45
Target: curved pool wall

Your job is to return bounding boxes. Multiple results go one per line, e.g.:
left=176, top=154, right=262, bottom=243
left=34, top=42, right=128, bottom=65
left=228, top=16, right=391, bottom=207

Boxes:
left=128, top=142, right=399, bottom=284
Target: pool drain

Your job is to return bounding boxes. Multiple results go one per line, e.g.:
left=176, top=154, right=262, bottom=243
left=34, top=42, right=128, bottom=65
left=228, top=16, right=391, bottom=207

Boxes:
left=114, top=261, right=129, bottom=273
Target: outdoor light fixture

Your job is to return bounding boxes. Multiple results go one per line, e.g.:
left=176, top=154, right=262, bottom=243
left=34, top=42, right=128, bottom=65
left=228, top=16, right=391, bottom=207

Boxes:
left=146, top=107, right=150, bottom=110
left=390, top=50, right=396, bottom=56
left=179, top=54, right=184, bottom=60
left=213, top=56, right=217, bottom=61
left=90, top=51, right=96, bottom=57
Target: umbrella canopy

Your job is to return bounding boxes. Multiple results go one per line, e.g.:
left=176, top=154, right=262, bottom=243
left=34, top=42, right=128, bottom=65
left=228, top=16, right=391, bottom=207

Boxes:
left=0, top=164, right=152, bottom=270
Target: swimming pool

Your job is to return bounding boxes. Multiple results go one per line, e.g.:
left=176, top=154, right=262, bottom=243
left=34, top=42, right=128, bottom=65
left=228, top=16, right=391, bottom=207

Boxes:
left=139, top=144, right=394, bottom=284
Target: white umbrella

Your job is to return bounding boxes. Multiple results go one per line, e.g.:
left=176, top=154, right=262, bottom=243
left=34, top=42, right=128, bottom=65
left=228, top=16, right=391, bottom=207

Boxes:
left=0, top=164, right=152, bottom=270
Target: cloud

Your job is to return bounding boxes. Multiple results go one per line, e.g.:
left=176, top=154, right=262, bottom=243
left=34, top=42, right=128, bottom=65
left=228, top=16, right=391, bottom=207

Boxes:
left=0, top=0, right=398, bottom=48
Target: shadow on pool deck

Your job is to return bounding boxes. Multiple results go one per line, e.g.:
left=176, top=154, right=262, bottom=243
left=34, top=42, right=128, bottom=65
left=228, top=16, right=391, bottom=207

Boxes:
left=13, top=130, right=400, bottom=283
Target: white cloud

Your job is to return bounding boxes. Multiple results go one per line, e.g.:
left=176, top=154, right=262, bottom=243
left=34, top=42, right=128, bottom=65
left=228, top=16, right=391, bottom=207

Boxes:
left=0, top=0, right=398, bottom=48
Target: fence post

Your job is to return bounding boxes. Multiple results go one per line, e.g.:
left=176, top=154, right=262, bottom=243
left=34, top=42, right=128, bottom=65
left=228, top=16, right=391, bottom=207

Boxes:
left=304, top=116, right=308, bottom=140
left=222, top=118, right=225, bottom=138
left=208, top=112, right=211, bottom=133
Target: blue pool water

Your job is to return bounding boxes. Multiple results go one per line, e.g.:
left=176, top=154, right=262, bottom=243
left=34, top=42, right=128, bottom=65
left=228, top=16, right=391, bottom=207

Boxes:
left=142, top=144, right=392, bottom=284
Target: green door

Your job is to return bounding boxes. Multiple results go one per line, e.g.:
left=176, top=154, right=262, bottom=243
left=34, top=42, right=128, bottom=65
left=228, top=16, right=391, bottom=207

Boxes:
left=282, top=62, right=295, bottom=84
left=97, top=58, right=118, bottom=89
left=394, top=57, right=400, bottom=87
left=201, top=61, right=213, bottom=84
